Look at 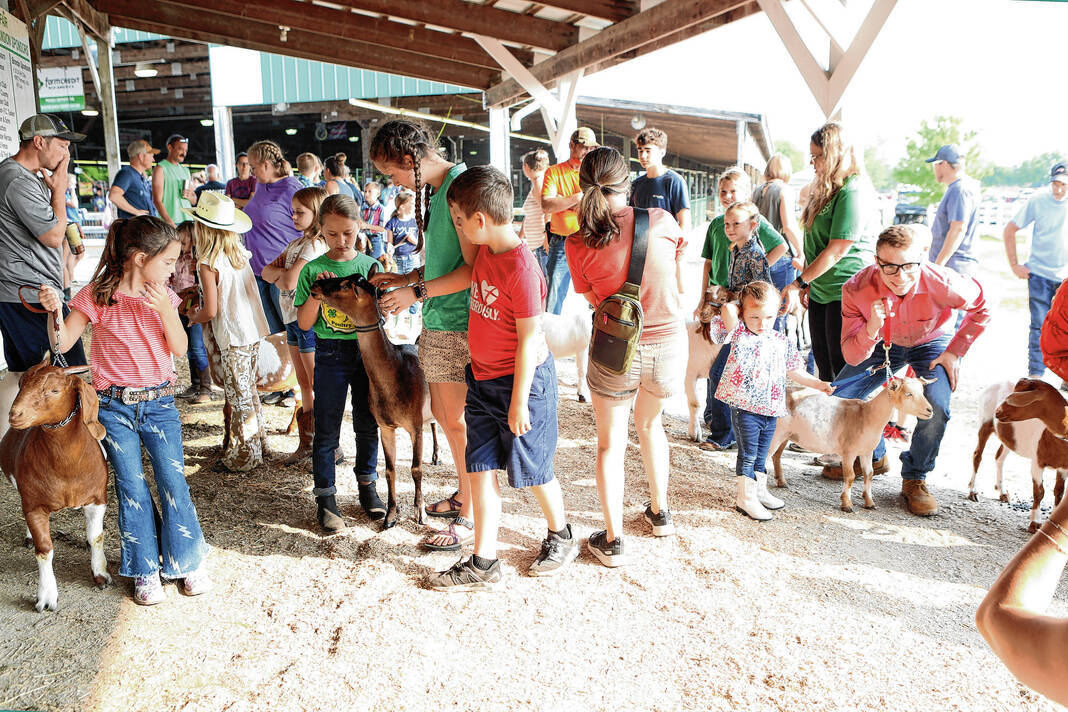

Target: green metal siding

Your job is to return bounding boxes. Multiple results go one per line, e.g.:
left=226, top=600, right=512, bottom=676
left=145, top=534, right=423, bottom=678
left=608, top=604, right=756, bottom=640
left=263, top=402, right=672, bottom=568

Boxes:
left=259, top=53, right=476, bottom=103
left=42, top=16, right=164, bottom=50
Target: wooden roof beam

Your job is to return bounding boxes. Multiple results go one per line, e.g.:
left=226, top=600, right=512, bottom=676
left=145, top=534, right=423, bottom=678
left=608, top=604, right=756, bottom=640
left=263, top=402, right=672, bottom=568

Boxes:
left=328, top=0, right=576, bottom=53
left=26, top=0, right=63, bottom=19
left=61, top=0, right=110, bottom=41
left=101, top=2, right=495, bottom=88
left=486, top=0, right=750, bottom=107
left=532, top=0, right=637, bottom=23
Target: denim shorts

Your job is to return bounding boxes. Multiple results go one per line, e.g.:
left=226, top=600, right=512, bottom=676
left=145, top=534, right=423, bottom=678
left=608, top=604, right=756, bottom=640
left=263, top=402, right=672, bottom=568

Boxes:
left=464, top=357, right=558, bottom=488
left=284, top=320, right=316, bottom=352
left=586, top=329, right=685, bottom=401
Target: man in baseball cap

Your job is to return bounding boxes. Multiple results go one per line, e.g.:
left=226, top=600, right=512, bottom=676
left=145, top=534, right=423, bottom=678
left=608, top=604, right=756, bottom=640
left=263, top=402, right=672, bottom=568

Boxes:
left=927, top=143, right=980, bottom=276
left=0, top=114, right=89, bottom=437
left=1004, top=160, right=1068, bottom=380
left=109, top=140, right=160, bottom=219
left=153, top=133, right=194, bottom=226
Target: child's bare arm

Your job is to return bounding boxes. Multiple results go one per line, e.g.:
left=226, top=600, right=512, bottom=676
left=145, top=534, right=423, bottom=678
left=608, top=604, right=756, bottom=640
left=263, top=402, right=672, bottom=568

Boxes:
left=788, top=369, right=834, bottom=394
left=187, top=264, right=218, bottom=324
left=509, top=315, right=542, bottom=436
left=278, top=257, right=310, bottom=291
left=38, top=285, right=89, bottom=353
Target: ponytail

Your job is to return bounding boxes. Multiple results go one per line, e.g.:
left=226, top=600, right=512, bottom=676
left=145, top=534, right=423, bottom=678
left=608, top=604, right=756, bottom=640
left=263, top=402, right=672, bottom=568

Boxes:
left=90, top=216, right=179, bottom=306
left=577, top=147, right=631, bottom=249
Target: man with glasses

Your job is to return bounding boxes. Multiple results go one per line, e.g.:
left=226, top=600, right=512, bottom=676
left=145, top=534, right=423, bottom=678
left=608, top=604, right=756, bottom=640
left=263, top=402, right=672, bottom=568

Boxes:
left=927, top=144, right=980, bottom=275
left=827, top=223, right=988, bottom=516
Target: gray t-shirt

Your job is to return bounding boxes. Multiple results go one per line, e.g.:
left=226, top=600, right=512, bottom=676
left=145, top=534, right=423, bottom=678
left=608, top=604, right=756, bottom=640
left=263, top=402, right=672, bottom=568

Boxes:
left=0, top=157, right=62, bottom=303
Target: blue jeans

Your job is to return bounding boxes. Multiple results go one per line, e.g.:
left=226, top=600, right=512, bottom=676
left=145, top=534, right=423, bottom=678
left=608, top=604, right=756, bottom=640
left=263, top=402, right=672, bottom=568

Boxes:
left=702, top=342, right=735, bottom=447
left=395, top=254, right=420, bottom=314
left=769, top=257, right=796, bottom=334
left=370, top=234, right=386, bottom=259
left=1029, top=273, right=1060, bottom=376
left=533, top=245, right=549, bottom=277
left=730, top=408, right=776, bottom=480
left=181, top=315, right=208, bottom=372
left=96, top=391, right=208, bottom=578
left=312, top=338, right=379, bottom=496
left=830, top=336, right=953, bottom=481
left=544, top=233, right=571, bottom=315
left=256, top=276, right=285, bottom=335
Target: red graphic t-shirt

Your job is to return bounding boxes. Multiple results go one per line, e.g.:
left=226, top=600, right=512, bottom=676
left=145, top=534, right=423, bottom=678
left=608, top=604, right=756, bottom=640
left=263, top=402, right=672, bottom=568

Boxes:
left=468, top=244, right=546, bottom=380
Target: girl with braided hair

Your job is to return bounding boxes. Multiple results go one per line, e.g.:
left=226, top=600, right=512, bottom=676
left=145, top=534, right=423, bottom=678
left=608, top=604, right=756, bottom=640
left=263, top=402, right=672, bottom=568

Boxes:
left=243, top=140, right=304, bottom=346
left=369, top=119, right=476, bottom=551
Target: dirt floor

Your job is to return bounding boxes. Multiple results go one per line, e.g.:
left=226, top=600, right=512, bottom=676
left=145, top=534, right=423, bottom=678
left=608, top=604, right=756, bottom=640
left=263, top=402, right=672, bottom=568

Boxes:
left=1, top=233, right=1066, bottom=711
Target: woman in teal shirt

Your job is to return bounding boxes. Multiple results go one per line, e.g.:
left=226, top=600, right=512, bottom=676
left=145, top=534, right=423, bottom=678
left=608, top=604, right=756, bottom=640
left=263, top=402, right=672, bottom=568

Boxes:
left=781, top=122, right=874, bottom=381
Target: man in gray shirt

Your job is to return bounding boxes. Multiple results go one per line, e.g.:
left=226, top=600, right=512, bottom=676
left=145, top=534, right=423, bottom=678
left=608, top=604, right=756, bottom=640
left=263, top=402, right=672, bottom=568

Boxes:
left=0, top=114, right=88, bottom=438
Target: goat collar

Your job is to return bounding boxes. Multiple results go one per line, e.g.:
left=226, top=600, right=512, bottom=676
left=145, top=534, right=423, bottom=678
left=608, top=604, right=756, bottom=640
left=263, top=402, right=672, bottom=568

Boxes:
left=351, top=316, right=385, bottom=333
left=42, top=392, right=80, bottom=431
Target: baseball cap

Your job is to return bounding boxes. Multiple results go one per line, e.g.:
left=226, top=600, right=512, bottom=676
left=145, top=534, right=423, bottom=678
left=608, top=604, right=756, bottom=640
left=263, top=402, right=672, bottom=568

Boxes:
left=925, top=144, right=960, bottom=164
left=127, top=139, right=160, bottom=159
left=18, top=114, right=86, bottom=143
left=571, top=127, right=598, bottom=147
left=1052, top=162, right=1068, bottom=184
left=166, top=133, right=189, bottom=146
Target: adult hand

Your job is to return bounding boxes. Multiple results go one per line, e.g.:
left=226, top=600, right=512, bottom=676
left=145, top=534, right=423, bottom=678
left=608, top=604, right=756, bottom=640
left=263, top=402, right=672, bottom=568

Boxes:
left=315, top=271, right=338, bottom=281
left=780, top=283, right=801, bottom=316
left=38, top=284, right=63, bottom=313
left=799, top=287, right=810, bottom=310
left=143, top=281, right=173, bottom=315
left=930, top=350, right=960, bottom=391
left=508, top=397, right=531, bottom=436
left=379, top=285, right=417, bottom=316
left=867, top=298, right=894, bottom=338
left=368, top=270, right=404, bottom=289
left=1011, top=264, right=1031, bottom=280
left=40, top=153, right=70, bottom=193
left=182, top=187, right=197, bottom=203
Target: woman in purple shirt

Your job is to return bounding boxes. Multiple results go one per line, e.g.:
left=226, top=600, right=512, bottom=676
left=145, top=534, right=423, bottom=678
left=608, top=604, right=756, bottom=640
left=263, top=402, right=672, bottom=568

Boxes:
left=244, top=140, right=303, bottom=335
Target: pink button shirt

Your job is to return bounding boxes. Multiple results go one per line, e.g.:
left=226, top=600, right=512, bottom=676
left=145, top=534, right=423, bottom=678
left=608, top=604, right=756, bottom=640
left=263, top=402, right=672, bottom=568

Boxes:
left=840, top=262, right=989, bottom=365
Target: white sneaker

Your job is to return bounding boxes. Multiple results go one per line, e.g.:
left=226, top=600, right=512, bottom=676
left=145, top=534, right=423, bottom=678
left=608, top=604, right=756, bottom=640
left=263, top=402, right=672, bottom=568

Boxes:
left=756, top=472, right=784, bottom=510
left=735, top=476, right=772, bottom=521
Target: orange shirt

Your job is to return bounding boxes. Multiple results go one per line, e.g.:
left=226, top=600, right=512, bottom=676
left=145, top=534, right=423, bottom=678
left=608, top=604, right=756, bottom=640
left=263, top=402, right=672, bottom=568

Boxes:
left=542, top=161, right=582, bottom=237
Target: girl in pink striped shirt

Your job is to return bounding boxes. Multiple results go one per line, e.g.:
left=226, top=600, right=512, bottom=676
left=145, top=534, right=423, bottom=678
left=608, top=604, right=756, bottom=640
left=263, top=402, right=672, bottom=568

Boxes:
left=40, top=216, right=210, bottom=606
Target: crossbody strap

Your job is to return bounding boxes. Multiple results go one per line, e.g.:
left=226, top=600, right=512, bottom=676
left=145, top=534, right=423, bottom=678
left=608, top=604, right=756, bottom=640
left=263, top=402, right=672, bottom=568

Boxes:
left=620, top=207, right=650, bottom=299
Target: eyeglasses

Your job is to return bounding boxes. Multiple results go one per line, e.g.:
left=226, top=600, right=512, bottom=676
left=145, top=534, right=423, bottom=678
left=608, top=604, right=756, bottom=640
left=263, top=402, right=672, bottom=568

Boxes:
left=876, top=258, right=921, bottom=276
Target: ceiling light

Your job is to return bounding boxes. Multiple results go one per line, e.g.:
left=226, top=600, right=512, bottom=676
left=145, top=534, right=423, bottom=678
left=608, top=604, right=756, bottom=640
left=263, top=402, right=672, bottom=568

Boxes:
left=631, top=114, right=646, bottom=130
left=134, top=62, right=158, bottom=78
left=285, top=128, right=298, bottom=136
left=348, top=136, right=359, bottom=143
left=200, top=118, right=214, bottom=127
left=81, top=108, right=99, bottom=117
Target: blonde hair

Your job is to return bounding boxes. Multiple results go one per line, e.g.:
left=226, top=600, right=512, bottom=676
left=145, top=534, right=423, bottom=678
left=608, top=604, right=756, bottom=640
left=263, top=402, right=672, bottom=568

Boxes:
left=292, top=186, right=328, bottom=248
left=725, top=200, right=760, bottom=223
left=719, top=167, right=751, bottom=199
left=391, top=191, right=414, bottom=220
left=763, top=153, right=792, bottom=182
left=195, top=222, right=247, bottom=272
left=296, top=152, right=321, bottom=175
left=803, top=122, right=861, bottom=228
left=247, top=140, right=292, bottom=179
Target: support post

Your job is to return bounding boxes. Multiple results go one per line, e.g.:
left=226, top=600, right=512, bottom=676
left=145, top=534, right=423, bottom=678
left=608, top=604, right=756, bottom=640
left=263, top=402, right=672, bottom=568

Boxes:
left=488, top=106, right=510, bottom=178
left=736, top=120, right=745, bottom=168
left=96, top=29, right=120, bottom=181
left=360, top=120, right=371, bottom=185
left=212, top=105, right=234, bottom=179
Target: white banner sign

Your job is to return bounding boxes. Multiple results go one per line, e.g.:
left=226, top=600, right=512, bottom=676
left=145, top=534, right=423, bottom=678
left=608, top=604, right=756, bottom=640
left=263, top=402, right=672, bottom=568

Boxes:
left=37, top=65, right=85, bottom=112
left=0, top=8, right=36, bottom=160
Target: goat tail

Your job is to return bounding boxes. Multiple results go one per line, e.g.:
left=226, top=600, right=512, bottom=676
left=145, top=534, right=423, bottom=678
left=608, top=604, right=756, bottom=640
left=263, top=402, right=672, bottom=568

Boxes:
left=973, top=419, right=995, bottom=474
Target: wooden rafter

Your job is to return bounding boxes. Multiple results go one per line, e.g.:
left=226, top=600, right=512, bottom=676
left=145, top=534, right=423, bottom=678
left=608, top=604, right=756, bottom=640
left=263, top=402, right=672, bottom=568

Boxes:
left=486, top=0, right=749, bottom=107
left=534, top=0, right=636, bottom=23
left=60, top=0, right=110, bottom=41
left=96, top=0, right=497, bottom=88
left=26, top=0, right=63, bottom=19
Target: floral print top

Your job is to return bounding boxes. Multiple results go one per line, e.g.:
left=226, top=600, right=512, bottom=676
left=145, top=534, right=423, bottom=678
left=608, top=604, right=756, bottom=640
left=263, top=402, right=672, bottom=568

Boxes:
left=727, top=235, right=772, bottom=292
left=709, top=317, right=803, bottom=417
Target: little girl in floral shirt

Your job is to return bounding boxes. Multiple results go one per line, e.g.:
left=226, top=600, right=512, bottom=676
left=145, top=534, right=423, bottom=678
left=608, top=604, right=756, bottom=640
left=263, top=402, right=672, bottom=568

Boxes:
left=709, top=281, right=833, bottom=521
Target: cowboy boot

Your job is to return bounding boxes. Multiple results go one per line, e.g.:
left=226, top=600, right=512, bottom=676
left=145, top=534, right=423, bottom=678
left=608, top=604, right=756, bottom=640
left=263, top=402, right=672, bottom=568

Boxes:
left=192, top=367, right=218, bottom=404
left=177, top=365, right=201, bottom=400
left=283, top=407, right=314, bottom=465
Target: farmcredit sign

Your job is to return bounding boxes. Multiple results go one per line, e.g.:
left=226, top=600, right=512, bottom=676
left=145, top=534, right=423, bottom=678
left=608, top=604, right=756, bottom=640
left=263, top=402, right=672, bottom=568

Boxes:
left=37, top=66, right=84, bottom=112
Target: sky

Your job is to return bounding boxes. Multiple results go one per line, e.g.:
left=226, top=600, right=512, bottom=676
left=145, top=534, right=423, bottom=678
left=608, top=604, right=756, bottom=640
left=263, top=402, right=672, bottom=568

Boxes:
left=581, top=0, right=1068, bottom=168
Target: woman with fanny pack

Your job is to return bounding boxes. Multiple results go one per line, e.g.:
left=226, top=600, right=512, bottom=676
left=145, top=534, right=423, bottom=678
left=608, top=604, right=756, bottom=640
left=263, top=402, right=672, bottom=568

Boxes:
left=564, top=147, right=686, bottom=568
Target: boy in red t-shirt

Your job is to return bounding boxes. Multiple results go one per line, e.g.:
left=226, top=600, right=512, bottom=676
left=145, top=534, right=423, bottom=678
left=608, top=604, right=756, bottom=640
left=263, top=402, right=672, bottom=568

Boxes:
left=427, top=166, right=576, bottom=591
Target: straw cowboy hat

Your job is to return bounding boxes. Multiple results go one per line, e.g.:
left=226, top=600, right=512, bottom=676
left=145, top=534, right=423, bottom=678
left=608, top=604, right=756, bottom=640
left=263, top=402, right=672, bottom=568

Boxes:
left=182, top=192, right=253, bottom=233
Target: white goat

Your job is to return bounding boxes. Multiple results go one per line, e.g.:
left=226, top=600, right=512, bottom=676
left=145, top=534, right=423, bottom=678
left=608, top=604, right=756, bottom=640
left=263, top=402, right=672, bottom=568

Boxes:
left=543, top=311, right=591, bottom=402
left=970, top=378, right=1068, bottom=531
left=768, top=375, right=935, bottom=512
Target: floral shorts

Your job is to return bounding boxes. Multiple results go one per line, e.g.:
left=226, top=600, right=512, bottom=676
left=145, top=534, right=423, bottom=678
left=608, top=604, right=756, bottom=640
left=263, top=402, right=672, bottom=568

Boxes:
left=417, top=329, right=471, bottom=384
left=586, top=331, right=686, bottom=401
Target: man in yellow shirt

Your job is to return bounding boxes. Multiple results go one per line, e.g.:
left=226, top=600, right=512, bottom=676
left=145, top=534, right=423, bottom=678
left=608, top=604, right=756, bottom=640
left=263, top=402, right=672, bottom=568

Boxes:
left=541, top=127, right=597, bottom=314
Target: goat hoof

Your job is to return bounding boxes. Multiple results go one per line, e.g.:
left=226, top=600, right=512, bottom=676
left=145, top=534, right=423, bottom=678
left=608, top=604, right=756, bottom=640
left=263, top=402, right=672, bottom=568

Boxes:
left=93, top=573, right=113, bottom=588
left=999, top=493, right=1010, bottom=503
left=967, top=491, right=978, bottom=502
left=577, top=394, right=587, bottom=403
left=23, top=537, right=33, bottom=549
left=1029, top=521, right=1041, bottom=533
left=863, top=502, right=876, bottom=510
left=382, top=517, right=398, bottom=530
left=841, top=504, right=854, bottom=513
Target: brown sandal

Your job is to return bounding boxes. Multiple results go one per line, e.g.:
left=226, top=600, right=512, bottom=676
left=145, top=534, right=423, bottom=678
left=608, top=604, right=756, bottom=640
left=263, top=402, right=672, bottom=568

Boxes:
left=424, top=491, right=464, bottom=519
left=422, top=516, right=475, bottom=551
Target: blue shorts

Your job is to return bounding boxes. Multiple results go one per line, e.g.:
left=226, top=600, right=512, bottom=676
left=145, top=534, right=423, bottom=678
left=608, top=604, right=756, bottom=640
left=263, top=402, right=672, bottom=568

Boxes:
left=464, top=357, right=558, bottom=488
left=0, top=300, right=86, bottom=372
left=285, top=320, right=316, bottom=352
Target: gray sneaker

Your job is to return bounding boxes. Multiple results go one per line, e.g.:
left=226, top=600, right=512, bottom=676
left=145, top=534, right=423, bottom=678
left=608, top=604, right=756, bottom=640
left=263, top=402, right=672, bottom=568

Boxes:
left=427, top=558, right=502, bottom=592
left=529, top=524, right=579, bottom=577
left=643, top=502, right=675, bottom=537
left=587, top=530, right=627, bottom=567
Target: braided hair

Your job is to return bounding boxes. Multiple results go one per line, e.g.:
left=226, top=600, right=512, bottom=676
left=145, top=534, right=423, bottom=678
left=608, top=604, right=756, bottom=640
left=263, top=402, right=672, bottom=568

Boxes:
left=369, top=120, right=436, bottom=253
left=90, top=216, right=179, bottom=306
left=247, top=140, right=292, bottom=179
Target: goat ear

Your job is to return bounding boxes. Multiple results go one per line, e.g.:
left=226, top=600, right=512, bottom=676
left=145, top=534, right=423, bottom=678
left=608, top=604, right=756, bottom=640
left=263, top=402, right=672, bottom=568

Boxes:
left=919, top=376, right=936, bottom=385
left=39, top=352, right=50, bottom=367
left=1002, top=390, right=1044, bottom=411
left=73, top=376, right=106, bottom=441
left=367, top=262, right=379, bottom=278
left=887, top=378, right=901, bottom=392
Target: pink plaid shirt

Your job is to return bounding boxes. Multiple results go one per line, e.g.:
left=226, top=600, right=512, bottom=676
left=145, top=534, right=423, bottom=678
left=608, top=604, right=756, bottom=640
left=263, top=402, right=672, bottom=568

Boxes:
left=840, top=262, right=989, bottom=366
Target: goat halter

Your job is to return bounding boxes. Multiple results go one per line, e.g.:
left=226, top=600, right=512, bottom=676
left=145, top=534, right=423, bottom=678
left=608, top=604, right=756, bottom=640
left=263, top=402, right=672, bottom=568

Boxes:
left=42, top=392, right=80, bottom=430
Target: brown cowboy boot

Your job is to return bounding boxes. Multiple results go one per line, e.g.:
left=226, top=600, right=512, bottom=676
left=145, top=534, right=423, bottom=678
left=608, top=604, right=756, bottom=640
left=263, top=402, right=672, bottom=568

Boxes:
left=283, top=407, right=314, bottom=465
left=191, top=367, right=218, bottom=404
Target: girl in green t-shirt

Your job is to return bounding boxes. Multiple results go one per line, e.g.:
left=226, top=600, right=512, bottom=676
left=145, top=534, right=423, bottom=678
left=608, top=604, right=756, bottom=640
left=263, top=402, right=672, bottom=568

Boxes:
left=368, top=120, right=476, bottom=551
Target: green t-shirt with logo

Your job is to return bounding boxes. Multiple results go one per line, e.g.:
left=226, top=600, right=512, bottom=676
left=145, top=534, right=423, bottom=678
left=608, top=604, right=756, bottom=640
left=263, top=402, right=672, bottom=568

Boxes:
left=294, top=252, right=379, bottom=340
left=700, top=214, right=784, bottom=288
left=157, top=159, right=191, bottom=224
left=423, top=162, right=470, bottom=332
left=803, top=174, right=874, bottom=305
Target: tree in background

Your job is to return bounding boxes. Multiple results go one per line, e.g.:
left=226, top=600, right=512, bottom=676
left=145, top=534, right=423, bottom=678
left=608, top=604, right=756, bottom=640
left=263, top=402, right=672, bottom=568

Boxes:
left=893, top=116, right=988, bottom=207
left=773, top=140, right=804, bottom=175
left=864, top=144, right=895, bottom=192
left=984, top=152, right=1063, bottom=187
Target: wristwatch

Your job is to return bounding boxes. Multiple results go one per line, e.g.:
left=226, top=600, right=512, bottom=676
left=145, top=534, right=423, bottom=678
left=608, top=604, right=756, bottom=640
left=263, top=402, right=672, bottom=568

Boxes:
left=412, top=279, right=428, bottom=302
left=793, top=275, right=809, bottom=290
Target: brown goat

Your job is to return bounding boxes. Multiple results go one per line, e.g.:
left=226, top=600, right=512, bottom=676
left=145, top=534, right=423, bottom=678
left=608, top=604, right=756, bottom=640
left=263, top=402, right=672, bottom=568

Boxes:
left=1, top=356, right=110, bottom=611
left=309, top=272, right=437, bottom=529
left=696, top=284, right=736, bottom=344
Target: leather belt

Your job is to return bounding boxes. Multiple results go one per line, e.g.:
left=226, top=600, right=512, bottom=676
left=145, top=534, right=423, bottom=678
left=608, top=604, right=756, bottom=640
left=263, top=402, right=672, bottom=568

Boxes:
left=98, top=384, right=176, bottom=405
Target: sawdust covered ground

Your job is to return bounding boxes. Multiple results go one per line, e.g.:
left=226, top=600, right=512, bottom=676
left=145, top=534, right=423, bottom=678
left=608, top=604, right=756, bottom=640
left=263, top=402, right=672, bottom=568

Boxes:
left=0, top=234, right=1065, bottom=711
